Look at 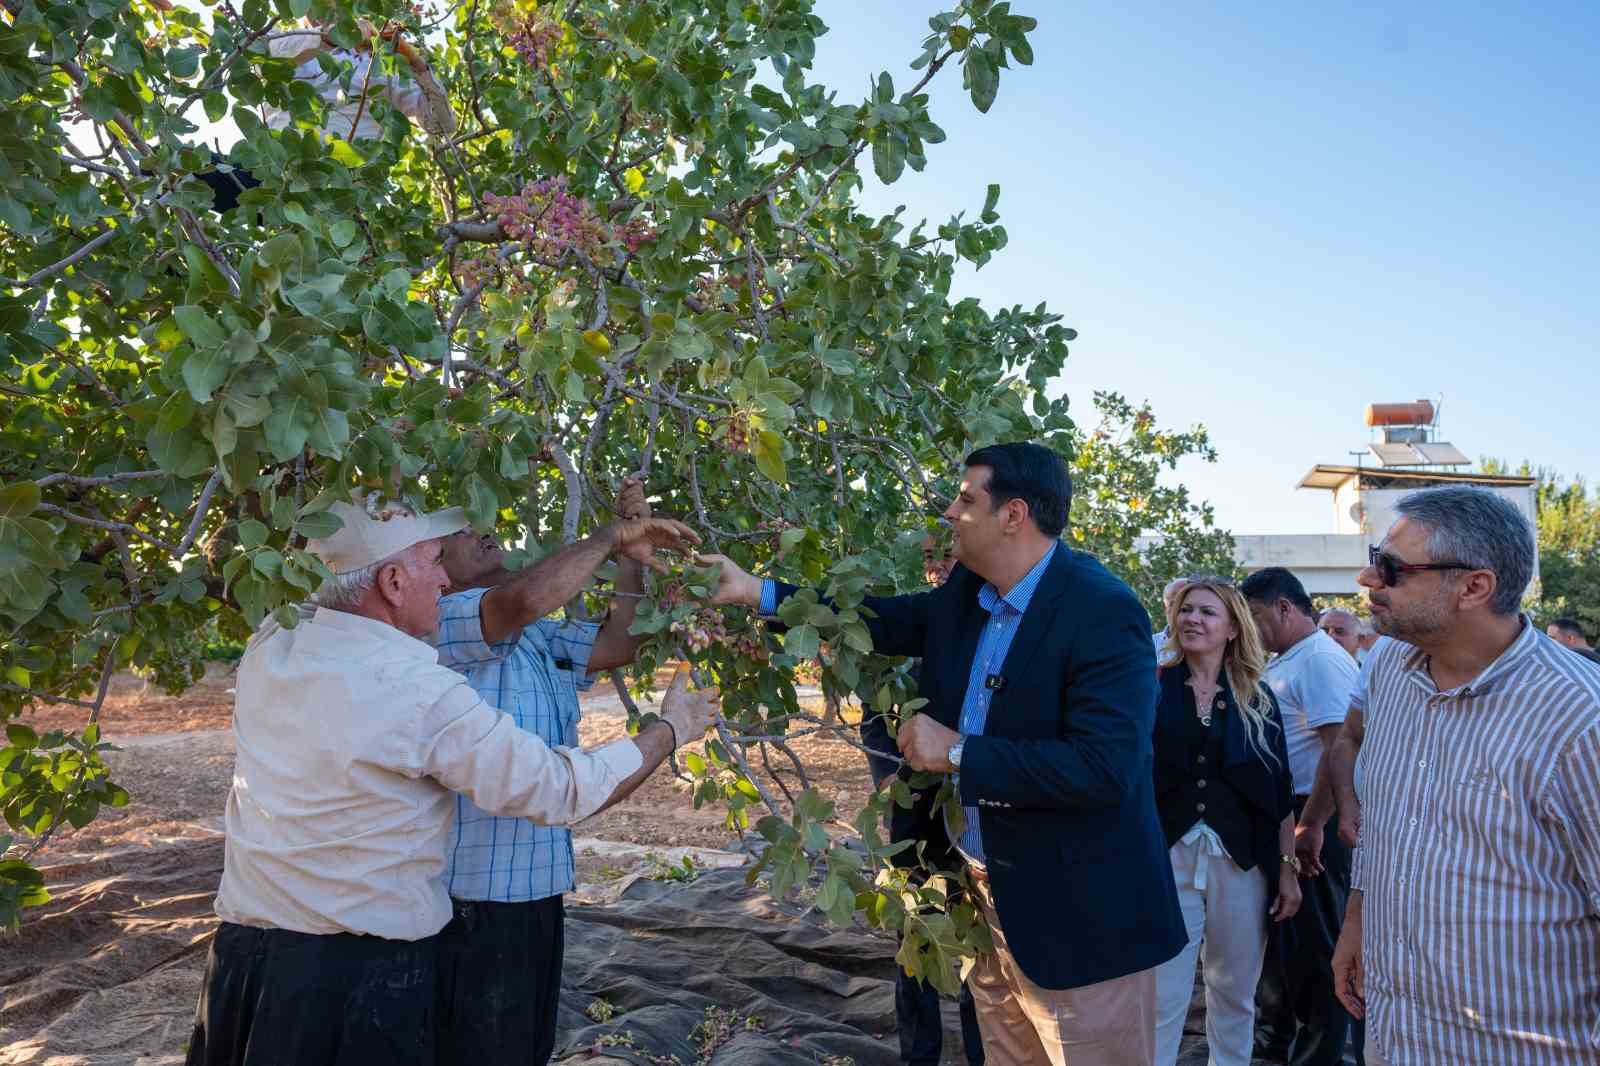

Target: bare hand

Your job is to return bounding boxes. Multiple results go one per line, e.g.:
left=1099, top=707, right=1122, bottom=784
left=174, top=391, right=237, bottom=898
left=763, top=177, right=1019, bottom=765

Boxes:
left=615, top=474, right=651, bottom=521
left=1338, top=804, right=1361, bottom=849
left=896, top=713, right=959, bottom=773
left=1332, top=924, right=1366, bottom=1019
left=660, top=664, right=719, bottom=748
left=698, top=553, right=764, bottom=608
left=611, top=517, right=701, bottom=573
left=1270, top=869, right=1302, bottom=922
left=1294, top=819, right=1326, bottom=877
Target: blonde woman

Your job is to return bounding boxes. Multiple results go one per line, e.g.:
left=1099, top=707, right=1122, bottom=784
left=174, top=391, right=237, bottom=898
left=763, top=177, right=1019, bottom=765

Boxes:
left=1151, top=578, right=1300, bottom=1066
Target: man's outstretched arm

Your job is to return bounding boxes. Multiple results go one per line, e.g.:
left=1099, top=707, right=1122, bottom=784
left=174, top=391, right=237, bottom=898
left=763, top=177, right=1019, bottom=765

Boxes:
left=703, top=552, right=936, bottom=659
left=479, top=513, right=700, bottom=646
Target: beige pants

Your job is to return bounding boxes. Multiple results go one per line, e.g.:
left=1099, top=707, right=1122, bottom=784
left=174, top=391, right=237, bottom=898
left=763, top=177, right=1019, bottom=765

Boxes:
left=968, top=869, right=1157, bottom=1066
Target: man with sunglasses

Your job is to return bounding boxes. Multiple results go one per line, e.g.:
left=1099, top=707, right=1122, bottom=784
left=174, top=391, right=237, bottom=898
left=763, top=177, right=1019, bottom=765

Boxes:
left=1332, top=486, right=1600, bottom=1065
left=1240, top=567, right=1362, bottom=1066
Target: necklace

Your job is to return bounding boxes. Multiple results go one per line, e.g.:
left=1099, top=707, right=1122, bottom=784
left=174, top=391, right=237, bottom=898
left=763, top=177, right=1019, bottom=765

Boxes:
left=1187, top=678, right=1218, bottom=727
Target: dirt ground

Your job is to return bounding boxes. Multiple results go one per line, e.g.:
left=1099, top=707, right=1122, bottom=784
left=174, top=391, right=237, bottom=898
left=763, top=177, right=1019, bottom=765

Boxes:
left=4, top=667, right=1236, bottom=1066
left=0, top=667, right=890, bottom=1066
left=15, top=663, right=876, bottom=860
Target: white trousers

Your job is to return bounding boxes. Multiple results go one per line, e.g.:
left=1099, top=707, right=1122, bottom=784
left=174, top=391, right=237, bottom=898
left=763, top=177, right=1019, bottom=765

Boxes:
left=1153, top=828, right=1270, bottom=1066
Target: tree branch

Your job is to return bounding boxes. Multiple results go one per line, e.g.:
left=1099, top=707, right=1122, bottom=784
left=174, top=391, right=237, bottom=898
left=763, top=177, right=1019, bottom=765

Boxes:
left=2, top=228, right=121, bottom=290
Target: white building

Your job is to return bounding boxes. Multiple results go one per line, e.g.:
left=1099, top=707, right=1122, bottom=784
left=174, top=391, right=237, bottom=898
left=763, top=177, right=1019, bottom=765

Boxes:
left=1235, top=464, right=1539, bottom=596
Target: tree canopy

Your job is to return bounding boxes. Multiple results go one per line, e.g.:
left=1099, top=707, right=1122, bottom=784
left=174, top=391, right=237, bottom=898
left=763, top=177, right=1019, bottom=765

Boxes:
left=0, top=0, right=1234, bottom=971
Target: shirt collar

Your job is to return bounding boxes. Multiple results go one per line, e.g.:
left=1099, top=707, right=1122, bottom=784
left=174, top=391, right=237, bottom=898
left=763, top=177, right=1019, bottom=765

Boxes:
left=310, top=604, right=440, bottom=658
left=1400, top=614, right=1537, bottom=697
left=1275, top=628, right=1330, bottom=663
left=977, top=542, right=1057, bottom=618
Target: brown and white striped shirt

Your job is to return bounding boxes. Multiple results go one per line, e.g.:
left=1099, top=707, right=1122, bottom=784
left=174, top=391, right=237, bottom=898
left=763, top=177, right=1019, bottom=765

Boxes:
left=1352, top=617, right=1600, bottom=1065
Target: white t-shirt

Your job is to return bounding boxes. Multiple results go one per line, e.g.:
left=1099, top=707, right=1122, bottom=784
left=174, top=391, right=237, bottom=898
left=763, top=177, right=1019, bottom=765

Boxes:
left=1265, top=628, right=1359, bottom=795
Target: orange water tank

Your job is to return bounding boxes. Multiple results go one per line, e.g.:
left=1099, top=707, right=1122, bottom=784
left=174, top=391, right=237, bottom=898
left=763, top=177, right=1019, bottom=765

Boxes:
left=1364, top=400, right=1435, bottom=427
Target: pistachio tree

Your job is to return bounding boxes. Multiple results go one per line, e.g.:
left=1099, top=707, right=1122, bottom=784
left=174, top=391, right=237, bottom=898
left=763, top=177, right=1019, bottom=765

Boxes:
left=0, top=0, right=1230, bottom=982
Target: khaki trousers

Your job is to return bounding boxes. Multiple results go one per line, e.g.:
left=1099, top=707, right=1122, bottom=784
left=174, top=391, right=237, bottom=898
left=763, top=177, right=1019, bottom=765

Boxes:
left=969, top=869, right=1157, bottom=1066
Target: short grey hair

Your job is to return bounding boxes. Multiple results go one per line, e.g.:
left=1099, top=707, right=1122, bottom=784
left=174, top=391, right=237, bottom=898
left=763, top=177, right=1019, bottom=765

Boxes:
left=312, top=546, right=417, bottom=610
left=1393, top=486, right=1535, bottom=616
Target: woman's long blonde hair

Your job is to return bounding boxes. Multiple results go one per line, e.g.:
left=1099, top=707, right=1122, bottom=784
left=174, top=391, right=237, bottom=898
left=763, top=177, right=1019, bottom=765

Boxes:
left=1162, top=577, right=1280, bottom=768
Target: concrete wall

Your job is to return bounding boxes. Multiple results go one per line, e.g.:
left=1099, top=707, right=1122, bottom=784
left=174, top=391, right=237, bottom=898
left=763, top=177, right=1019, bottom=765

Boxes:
left=1232, top=534, right=1368, bottom=596
left=1140, top=479, right=1540, bottom=600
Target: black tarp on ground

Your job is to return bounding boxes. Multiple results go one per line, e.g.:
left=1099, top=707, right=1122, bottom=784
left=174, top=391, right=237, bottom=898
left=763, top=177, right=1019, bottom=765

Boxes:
left=555, top=868, right=906, bottom=1065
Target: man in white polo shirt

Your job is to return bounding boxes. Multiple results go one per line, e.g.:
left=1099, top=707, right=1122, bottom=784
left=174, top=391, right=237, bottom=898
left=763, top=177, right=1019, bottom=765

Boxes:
left=184, top=493, right=717, bottom=1066
left=1242, top=568, right=1361, bottom=1066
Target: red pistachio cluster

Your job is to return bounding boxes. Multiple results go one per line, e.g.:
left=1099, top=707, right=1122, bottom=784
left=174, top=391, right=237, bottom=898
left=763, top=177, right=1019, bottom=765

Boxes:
left=483, top=177, right=657, bottom=262
left=489, top=4, right=562, bottom=70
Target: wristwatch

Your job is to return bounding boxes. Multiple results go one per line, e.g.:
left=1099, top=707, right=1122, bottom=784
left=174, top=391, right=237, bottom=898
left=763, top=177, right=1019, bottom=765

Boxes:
left=1280, top=853, right=1302, bottom=875
left=947, top=738, right=965, bottom=771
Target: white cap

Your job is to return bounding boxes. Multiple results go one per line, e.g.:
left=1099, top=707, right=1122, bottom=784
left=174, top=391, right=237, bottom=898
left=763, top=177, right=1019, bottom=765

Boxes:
left=305, top=492, right=469, bottom=575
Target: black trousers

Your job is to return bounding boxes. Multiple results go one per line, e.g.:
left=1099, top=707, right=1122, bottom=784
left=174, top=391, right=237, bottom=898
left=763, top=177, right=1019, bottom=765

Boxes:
left=1256, top=802, right=1364, bottom=1066
left=435, top=895, right=565, bottom=1066
left=185, top=922, right=437, bottom=1066
left=896, top=962, right=984, bottom=1066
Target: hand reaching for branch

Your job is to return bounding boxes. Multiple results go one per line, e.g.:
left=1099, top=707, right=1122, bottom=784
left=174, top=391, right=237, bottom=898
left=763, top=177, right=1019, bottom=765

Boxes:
left=659, top=665, right=719, bottom=748
left=610, top=517, right=700, bottom=573
left=698, top=553, right=764, bottom=608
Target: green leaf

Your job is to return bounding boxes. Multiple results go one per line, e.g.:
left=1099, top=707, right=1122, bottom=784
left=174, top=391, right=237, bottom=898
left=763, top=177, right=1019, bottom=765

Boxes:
left=326, top=139, right=364, bottom=168
left=173, top=306, right=226, bottom=349
left=237, top=519, right=268, bottom=548
left=783, top=624, right=819, bottom=660
left=5, top=724, right=36, bottom=749
left=203, top=91, right=228, bottom=123
left=463, top=473, right=498, bottom=531
left=753, top=430, right=787, bottom=484
left=0, top=481, right=41, bottom=520
left=966, top=50, right=998, bottom=113
left=328, top=219, right=358, bottom=248
left=295, top=510, right=344, bottom=539
left=872, top=129, right=906, bottom=184
left=181, top=346, right=230, bottom=403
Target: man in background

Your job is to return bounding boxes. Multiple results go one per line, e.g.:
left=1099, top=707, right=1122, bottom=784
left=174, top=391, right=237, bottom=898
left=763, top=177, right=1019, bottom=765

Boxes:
left=1318, top=608, right=1363, bottom=661
left=1547, top=616, right=1600, bottom=664
left=1152, top=575, right=1190, bottom=666
left=1242, top=568, right=1362, bottom=1066
left=858, top=529, right=984, bottom=1066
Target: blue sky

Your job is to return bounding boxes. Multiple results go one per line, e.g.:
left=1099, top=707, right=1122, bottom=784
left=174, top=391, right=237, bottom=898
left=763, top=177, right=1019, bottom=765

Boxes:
left=807, top=1, right=1599, bottom=534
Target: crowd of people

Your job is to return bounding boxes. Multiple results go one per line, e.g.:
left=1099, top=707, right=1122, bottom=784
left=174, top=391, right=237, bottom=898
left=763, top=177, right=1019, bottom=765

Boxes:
left=181, top=441, right=1600, bottom=1066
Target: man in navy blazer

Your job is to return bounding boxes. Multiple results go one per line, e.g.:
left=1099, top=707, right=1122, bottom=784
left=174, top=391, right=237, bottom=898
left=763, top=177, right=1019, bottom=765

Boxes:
left=710, top=443, right=1184, bottom=1065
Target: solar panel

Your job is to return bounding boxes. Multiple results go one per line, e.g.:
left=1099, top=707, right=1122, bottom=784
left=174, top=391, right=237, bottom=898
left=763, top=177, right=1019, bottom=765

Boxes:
left=1415, top=442, right=1470, bottom=466
left=1369, top=442, right=1421, bottom=467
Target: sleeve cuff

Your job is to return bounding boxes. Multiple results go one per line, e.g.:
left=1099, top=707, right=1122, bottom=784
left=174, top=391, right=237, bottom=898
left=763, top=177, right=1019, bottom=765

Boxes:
left=591, top=735, right=644, bottom=782
left=759, top=579, right=777, bottom=615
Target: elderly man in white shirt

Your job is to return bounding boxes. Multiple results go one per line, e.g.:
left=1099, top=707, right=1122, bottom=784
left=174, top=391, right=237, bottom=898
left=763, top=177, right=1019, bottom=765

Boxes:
left=184, top=493, right=717, bottom=1066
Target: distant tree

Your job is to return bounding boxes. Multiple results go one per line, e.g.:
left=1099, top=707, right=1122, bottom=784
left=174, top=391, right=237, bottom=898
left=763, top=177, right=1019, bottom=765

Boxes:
left=1482, top=460, right=1600, bottom=633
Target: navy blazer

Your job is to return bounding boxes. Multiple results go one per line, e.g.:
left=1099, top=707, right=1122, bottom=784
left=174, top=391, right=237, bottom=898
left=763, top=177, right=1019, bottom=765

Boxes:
left=776, top=545, right=1185, bottom=991
left=1151, top=663, right=1295, bottom=882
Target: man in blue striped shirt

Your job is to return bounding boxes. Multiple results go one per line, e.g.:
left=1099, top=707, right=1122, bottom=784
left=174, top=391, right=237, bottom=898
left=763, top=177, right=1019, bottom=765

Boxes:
left=430, top=477, right=703, bottom=1066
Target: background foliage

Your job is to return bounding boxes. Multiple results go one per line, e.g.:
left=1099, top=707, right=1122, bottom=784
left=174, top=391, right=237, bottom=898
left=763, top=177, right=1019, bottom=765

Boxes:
left=1482, top=459, right=1600, bottom=635
left=0, top=0, right=1233, bottom=973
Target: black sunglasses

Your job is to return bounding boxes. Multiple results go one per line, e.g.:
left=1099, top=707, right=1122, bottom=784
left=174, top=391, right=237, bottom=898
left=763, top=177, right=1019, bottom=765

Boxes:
left=1367, top=545, right=1476, bottom=588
